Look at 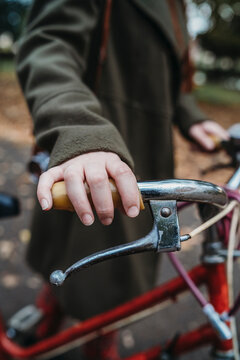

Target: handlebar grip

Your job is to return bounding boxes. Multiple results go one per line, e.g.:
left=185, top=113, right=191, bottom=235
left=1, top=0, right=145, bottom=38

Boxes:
left=208, top=134, right=222, bottom=149
left=51, top=179, right=145, bottom=212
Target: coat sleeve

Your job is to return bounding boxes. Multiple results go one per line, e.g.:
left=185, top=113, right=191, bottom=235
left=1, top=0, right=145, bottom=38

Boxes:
left=16, top=0, right=134, bottom=169
left=175, top=93, right=207, bottom=138
left=174, top=49, right=207, bottom=138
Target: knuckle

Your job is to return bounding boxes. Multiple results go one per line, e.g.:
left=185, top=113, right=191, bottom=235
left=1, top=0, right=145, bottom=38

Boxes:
left=88, top=172, right=107, bottom=186
left=47, top=167, right=57, bottom=175
left=113, top=163, right=131, bottom=177
left=64, top=165, right=77, bottom=180
left=97, top=207, right=113, bottom=216
left=40, top=167, right=63, bottom=183
left=76, top=206, right=89, bottom=219
left=70, top=198, right=90, bottom=215
left=109, top=153, right=119, bottom=161
left=39, top=171, right=49, bottom=182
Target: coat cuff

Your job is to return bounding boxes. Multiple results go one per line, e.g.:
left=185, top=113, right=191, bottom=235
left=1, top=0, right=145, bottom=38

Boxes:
left=33, top=90, right=134, bottom=169
left=47, top=125, right=134, bottom=169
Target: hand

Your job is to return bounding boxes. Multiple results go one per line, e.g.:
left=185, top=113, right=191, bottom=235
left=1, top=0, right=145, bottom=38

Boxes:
left=188, top=120, right=229, bottom=151
left=37, top=152, right=140, bottom=226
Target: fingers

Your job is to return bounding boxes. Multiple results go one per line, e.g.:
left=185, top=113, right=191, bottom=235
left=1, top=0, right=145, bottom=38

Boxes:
left=106, top=158, right=140, bottom=217
left=85, top=164, right=114, bottom=225
left=189, top=121, right=229, bottom=151
left=37, top=167, right=64, bottom=210
left=64, top=166, right=94, bottom=226
left=189, top=124, right=215, bottom=151
left=202, top=121, right=230, bottom=141
left=37, top=152, right=139, bottom=226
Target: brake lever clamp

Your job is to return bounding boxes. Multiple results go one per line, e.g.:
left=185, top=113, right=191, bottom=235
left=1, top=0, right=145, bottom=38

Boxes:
left=50, top=200, right=187, bottom=286
left=149, top=200, right=181, bottom=252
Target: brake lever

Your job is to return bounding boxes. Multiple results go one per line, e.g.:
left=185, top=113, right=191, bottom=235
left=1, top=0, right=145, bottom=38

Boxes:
left=50, top=179, right=226, bottom=286
left=50, top=200, right=190, bottom=286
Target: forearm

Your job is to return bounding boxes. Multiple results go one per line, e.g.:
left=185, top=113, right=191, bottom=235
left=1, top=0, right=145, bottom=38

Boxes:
left=16, top=0, right=133, bottom=169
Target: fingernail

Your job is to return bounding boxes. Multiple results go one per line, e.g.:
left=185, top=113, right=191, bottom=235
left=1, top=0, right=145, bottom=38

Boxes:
left=102, top=217, right=113, bottom=226
left=41, top=198, right=49, bottom=210
left=82, top=214, right=94, bottom=226
left=127, top=206, right=139, bottom=217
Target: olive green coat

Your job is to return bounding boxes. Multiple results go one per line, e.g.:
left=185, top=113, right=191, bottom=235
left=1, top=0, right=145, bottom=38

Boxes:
left=16, top=0, right=206, bottom=319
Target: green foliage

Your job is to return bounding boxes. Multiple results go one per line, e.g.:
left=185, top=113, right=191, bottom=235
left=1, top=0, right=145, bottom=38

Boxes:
left=0, top=59, right=15, bottom=73
left=194, top=83, right=240, bottom=105
left=0, top=0, right=31, bottom=40
left=193, top=0, right=240, bottom=58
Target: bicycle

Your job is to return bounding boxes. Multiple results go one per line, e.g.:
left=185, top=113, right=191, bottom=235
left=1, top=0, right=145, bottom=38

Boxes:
left=0, top=124, right=240, bottom=360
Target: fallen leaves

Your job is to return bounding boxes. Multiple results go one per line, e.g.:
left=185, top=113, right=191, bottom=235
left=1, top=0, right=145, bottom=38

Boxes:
left=18, top=229, right=31, bottom=244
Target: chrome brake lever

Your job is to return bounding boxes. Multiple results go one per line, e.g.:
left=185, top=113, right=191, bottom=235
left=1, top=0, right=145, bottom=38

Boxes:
left=50, top=200, right=190, bottom=286
left=50, top=179, right=226, bottom=286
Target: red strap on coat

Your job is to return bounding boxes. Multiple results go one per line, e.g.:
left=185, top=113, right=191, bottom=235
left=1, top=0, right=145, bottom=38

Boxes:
left=167, top=0, right=194, bottom=93
left=95, top=0, right=113, bottom=91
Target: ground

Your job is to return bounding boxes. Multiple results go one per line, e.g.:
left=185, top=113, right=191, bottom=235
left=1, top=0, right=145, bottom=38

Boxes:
left=0, top=72, right=240, bottom=359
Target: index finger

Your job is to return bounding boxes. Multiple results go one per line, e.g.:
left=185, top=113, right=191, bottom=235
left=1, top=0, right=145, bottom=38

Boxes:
left=37, top=167, right=63, bottom=210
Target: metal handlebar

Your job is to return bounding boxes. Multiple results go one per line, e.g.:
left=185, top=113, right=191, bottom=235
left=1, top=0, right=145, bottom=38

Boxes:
left=50, top=179, right=227, bottom=286
left=138, top=179, right=227, bottom=207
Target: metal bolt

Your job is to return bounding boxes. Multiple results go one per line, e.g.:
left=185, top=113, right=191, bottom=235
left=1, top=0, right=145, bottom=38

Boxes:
left=160, top=207, right=171, bottom=218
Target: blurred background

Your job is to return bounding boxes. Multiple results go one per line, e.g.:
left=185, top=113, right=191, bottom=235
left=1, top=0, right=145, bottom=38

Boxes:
left=0, top=1, right=239, bottom=359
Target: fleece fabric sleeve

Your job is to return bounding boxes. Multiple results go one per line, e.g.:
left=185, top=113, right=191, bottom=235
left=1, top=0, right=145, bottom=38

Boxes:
left=175, top=93, right=207, bottom=138
left=173, top=47, right=207, bottom=138
left=16, top=0, right=134, bottom=169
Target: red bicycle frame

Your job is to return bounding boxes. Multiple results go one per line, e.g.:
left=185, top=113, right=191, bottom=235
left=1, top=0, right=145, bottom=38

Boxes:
left=0, top=254, right=234, bottom=359
left=2, top=163, right=240, bottom=359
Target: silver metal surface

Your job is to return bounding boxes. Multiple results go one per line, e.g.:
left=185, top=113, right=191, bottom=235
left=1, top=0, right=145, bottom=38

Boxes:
left=50, top=227, right=159, bottom=286
left=228, top=123, right=240, bottom=140
left=150, top=200, right=180, bottom=252
left=227, top=165, right=240, bottom=190
left=7, top=305, right=43, bottom=333
left=203, top=304, right=232, bottom=340
left=50, top=200, right=185, bottom=286
left=50, top=179, right=228, bottom=286
left=218, top=249, right=240, bottom=258
left=138, top=179, right=227, bottom=207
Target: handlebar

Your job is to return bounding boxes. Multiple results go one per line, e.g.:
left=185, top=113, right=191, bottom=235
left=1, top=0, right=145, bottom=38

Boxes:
left=46, top=124, right=240, bottom=287
left=138, top=179, right=227, bottom=207
left=51, top=179, right=227, bottom=212
left=50, top=179, right=227, bottom=286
